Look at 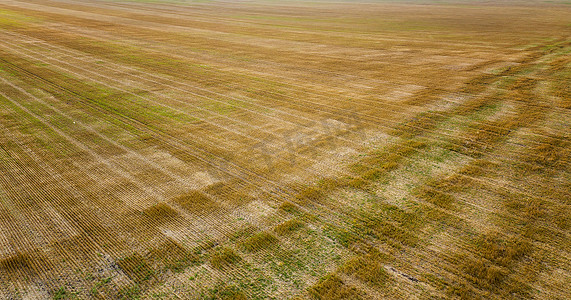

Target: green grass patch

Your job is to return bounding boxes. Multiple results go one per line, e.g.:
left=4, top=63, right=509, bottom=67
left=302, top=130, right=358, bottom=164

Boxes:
left=52, top=287, right=78, bottom=300
left=205, top=284, right=247, bottom=300
left=323, top=224, right=359, bottom=248
left=0, top=8, right=41, bottom=28
left=118, top=285, right=142, bottom=300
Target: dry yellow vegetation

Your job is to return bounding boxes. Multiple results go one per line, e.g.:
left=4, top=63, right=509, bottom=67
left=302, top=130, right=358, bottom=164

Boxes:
left=0, top=0, right=569, bottom=299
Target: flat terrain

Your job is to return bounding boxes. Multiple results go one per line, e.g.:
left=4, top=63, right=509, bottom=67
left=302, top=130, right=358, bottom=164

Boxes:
left=0, top=0, right=569, bottom=299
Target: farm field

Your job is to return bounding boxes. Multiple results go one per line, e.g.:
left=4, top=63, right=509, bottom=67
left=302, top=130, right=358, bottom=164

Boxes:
left=0, top=0, right=569, bottom=299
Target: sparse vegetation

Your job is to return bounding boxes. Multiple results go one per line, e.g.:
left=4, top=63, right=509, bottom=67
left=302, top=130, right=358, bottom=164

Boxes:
left=0, top=0, right=568, bottom=299
left=206, top=284, right=247, bottom=300
left=171, top=191, right=220, bottom=214
left=342, top=249, right=390, bottom=286
left=239, top=232, right=279, bottom=252
left=274, top=219, right=305, bottom=235
left=117, top=253, right=155, bottom=285
left=414, top=186, right=456, bottom=209
left=309, top=274, right=363, bottom=300
left=148, top=239, right=199, bottom=273
left=118, top=285, right=142, bottom=300
left=209, top=248, right=242, bottom=269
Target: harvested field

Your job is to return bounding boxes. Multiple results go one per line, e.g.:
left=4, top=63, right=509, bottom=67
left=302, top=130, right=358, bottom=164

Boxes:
left=0, top=0, right=569, bottom=299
